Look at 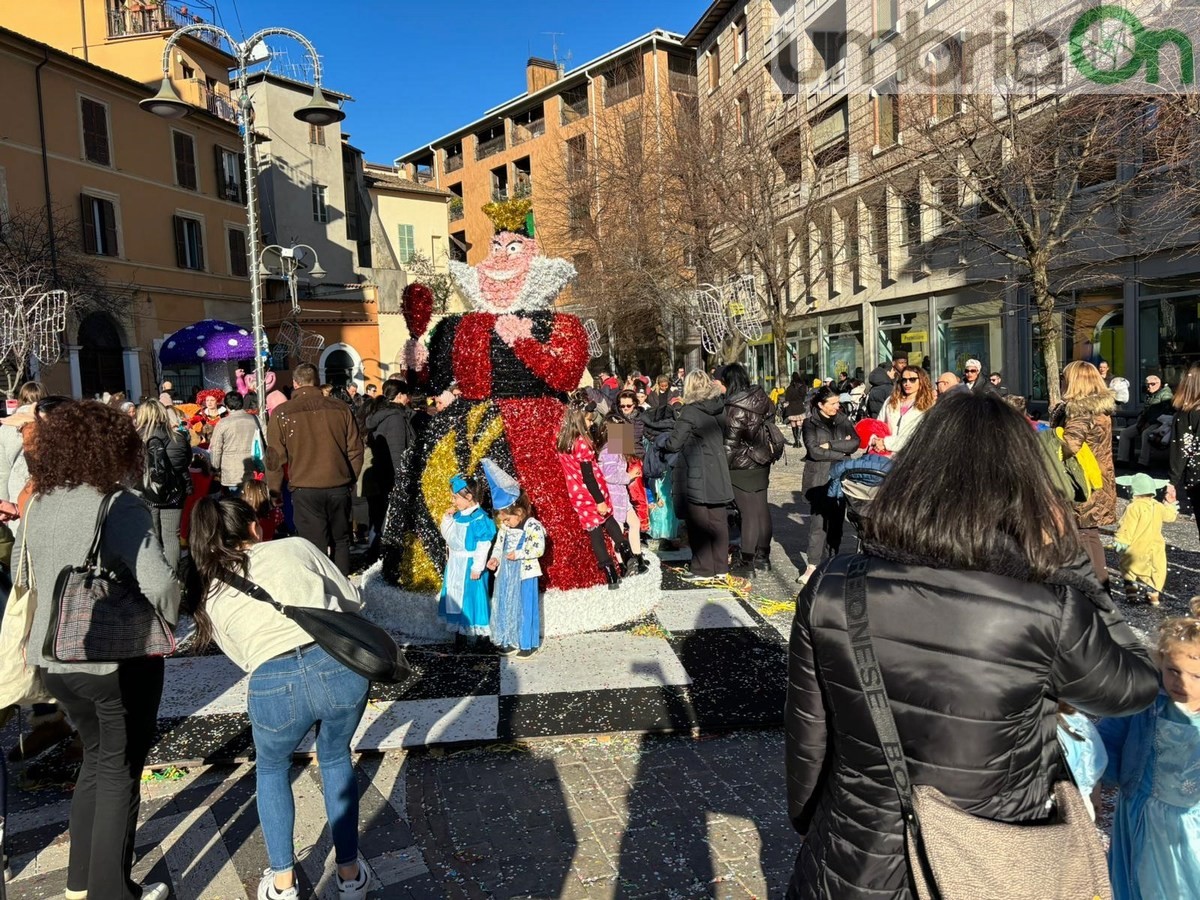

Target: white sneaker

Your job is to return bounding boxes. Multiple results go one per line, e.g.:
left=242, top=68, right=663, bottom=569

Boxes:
left=337, top=855, right=376, bottom=899
left=256, top=870, right=299, bottom=900
left=138, top=885, right=170, bottom=900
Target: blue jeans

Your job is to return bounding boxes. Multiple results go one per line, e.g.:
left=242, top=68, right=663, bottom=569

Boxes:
left=247, top=644, right=368, bottom=874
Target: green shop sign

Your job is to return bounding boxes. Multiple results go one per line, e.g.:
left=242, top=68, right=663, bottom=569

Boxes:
left=1070, top=5, right=1194, bottom=85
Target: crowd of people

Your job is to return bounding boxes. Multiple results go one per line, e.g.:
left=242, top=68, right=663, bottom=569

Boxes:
left=1, top=349, right=1199, bottom=900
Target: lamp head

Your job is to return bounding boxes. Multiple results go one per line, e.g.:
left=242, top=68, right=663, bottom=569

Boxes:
left=294, top=84, right=345, bottom=127
left=308, top=260, right=327, bottom=280
left=139, top=75, right=191, bottom=119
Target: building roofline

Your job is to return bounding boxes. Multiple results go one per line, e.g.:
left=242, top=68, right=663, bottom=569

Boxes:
left=395, top=28, right=687, bottom=163
left=0, top=25, right=238, bottom=132
left=683, top=0, right=739, bottom=48
left=245, top=70, right=354, bottom=102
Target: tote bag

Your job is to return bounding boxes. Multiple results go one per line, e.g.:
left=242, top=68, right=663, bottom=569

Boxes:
left=0, top=511, right=51, bottom=708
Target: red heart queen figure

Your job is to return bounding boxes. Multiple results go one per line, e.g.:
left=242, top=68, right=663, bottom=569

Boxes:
left=380, top=230, right=607, bottom=594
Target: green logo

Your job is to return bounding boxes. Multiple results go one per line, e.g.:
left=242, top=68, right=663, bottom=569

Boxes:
left=1070, top=5, right=1194, bottom=85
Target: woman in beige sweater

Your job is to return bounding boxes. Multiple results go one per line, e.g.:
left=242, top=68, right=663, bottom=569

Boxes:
left=189, top=496, right=375, bottom=900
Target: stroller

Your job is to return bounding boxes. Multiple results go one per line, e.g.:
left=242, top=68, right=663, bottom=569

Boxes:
left=828, top=455, right=893, bottom=550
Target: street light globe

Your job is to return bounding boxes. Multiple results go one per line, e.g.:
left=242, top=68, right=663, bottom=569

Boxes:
left=139, top=76, right=192, bottom=119
left=294, top=84, right=345, bottom=127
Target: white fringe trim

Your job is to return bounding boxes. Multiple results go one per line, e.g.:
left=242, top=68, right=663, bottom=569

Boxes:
left=359, top=552, right=665, bottom=642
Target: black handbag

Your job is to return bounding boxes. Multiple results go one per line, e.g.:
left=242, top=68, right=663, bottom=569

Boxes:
left=218, top=569, right=410, bottom=684
left=45, top=491, right=177, bottom=663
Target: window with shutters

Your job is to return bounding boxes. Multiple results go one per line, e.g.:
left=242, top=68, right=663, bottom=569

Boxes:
left=397, top=224, right=415, bottom=264
left=80, top=97, right=111, bottom=167
left=173, top=214, right=204, bottom=270
left=227, top=227, right=248, bottom=277
left=309, top=124, right=325, bottom=146
left=312, top=184, right=328, bottom=223
left=80, top=194, right=119, bottom=257
left=215, top=148, right=245, bottom=203
left=173, top=131, right=198, bottom=190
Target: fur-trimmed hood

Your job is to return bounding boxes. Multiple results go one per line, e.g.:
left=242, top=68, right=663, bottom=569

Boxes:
left=1060, top=390, right=1116, bottom=419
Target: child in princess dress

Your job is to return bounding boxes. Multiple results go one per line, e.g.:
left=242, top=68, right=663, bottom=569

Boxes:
left=1099, top=603, right=1200, bottom=899
left=438, top=473, right=497, bottom=644
left=482, top=459, right=546, bottom=659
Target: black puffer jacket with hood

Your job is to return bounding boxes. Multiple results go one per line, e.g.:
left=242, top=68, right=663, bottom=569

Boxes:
left=864, top=364, right=894, bottom=418
left=785, top=549, right=1157, bottom=899
left=663, top=397, right=733, bottom=506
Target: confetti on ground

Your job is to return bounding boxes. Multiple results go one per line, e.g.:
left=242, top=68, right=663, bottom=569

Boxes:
left=142, top=765, right=188, bottom=783
left=630, top=623, right=672, bottom=640
left=756, top=600, right=796, bottom=617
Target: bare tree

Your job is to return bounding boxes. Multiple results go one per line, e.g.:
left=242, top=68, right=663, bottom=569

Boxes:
left=867, top=54, right=1198, bottom=403
left=0, top=205, right=133, bottom=394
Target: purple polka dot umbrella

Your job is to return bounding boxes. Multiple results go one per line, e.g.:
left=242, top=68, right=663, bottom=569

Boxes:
left=158, top=319, right=255, bottom=365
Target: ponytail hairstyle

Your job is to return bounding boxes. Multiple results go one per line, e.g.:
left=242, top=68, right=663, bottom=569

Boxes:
left=188, top=495, right=259, bottom=649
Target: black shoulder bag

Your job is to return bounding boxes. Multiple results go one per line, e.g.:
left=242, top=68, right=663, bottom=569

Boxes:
left=219, top=569, right=410, bottom=684
left=842, top=555, right=1111, bottom=900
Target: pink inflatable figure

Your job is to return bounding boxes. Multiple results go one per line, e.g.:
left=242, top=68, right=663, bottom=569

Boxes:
left=235, top=368, right=287, bottom=415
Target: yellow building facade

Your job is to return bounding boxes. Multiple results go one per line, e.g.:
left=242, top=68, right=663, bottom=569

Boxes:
left=0, top=24, right=250, bottom=399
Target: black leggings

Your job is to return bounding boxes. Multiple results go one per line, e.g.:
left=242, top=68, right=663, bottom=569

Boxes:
left=805, top=484, right=846, bottom=565
left=732, top=485, right=772, bottom=558
left=587, top=516, right=627, bottom=567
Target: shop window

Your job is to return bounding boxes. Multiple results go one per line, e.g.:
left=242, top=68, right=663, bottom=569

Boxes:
left=787, top=322, right=820, bottom=380
left=1139, top=293, right=1199, bottom=396
left=937, top=299, right=1004, bottom=378
left=1030, top=291, right=1124, bottom=401
left=877, top=305, right=932, bottom=372
left=823, top=310, right=865, bottom=382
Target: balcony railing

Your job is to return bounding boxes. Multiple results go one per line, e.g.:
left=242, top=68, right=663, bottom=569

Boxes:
left=811, top=57, right=848, bottom=103
left=512, top=119, right=546, bottom=145
left=605, top=77, right=644, bottom=108
left=445, top=153, right=464, bottom=173
left=449, top=198, right=464, bottom=222
left=414, top=168, right=435, bottom=184
left=764, top=9, right=797, bottom=56
left=513, top=179, right=532, bottom=199
left=106, top=2, right=222, bottom=45
left=189, top=79, right=236, bottom=123
left=803, top=0, right=837, bottom=23
left=561, top=96, right=589, bottom=125
left=476, top=133, right=507, bottom=160
left=668, top=70, right=697, bottom=94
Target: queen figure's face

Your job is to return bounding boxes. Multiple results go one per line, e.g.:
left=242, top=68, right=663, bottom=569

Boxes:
left=204, top=396, right=219, bottom=413
left=476, top=233, right=538, bottom=310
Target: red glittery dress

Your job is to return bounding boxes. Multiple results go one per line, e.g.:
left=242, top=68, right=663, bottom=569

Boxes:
left=387, top=309, right=602, bottom=592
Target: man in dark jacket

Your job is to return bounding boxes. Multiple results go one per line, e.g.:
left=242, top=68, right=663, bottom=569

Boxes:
left=1118, top=371, right=1174, bottom=466
left=864, top=362, right=896, bottom=418
left=266, top=363, right=364, bottom=574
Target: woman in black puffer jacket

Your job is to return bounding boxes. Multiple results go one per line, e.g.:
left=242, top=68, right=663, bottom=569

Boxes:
left=716, top=363, right=776, bottom=573
left=785, top=390, right=1157, bottom=900
left=799, top=387, right=858, bottom=584
left=663, top=371, right=733, bottom=579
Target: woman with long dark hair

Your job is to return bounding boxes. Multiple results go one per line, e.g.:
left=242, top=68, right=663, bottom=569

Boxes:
left=785, top=390, right=1157, bottom=898
left=20, top=401, right=178, bottom=900
left=717, top=363, right=777, bottom=573
left=798, top=386, right=859, bottom=584
left=870, top=366, right=935, bottom=454
left=188, top=495, right=375, bottom=900
left=1052, top=360, right=1117, bottom=588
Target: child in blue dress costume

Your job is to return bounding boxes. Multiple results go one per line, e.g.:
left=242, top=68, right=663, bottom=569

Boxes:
left=1099, top=608, right=1200, bottom=900
left=438, top=473, right=497, bottom=638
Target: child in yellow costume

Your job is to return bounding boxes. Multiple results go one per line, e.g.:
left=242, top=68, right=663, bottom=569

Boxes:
left=1114, top=473, right=1178, bottom=606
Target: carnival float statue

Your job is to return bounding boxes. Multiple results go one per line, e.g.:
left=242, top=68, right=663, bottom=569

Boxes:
left=372, top=229, right=661, bottom=635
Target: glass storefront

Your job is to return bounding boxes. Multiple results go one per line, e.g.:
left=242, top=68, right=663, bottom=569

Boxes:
left=937, top=298, right=1005, bottom=378
left=786, top=320, right=820, bottom=381
left=1031, top=290, right=1124, bottom=401
left=1139, top=288, right=1200, bottom=395
left=876, top=300, right=931, bottom=373
left=822, top=309, right=864, bottom=382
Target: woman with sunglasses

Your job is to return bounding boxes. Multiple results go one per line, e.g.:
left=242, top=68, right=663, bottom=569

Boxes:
left=869, top=366, right=935, bottom=455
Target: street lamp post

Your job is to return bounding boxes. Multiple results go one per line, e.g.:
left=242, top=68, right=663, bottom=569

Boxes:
left=140, top=24, right=344, bottom=430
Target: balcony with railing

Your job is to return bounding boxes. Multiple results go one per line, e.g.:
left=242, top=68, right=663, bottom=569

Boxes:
left=187, top=79, right=236, bottom=123
left=669, top=69, right=697, bottom=95
left=476, top=131, right=507, bottom=161
left=512, top=118, right=546, bottom=146
left=560, top=88, right=589, bottom=126
left=765, top=8, right=797, bottom=58
left=811, top=56, right=847, bottom=104
left=449, top=197, right=464, bottom=222
left=106, top=1, right=223, bottom=45
left=445, top=151, right=464, bottom=173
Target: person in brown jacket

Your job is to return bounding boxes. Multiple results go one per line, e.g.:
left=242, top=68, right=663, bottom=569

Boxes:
left=266, top=363, right=363, bottom=574
left=1051, top=360, right=1117, bottom=588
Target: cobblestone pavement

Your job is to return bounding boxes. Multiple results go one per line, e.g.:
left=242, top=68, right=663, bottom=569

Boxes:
left=4, top=453, right=1194, bottom=899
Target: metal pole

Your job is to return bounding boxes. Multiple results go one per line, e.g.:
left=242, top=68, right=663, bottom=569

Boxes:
left=238, top=61, right=268, bottom=432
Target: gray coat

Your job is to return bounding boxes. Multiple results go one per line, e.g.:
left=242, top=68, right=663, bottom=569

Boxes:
left=209, top=410, right=262, bottom=488
left=0, top=404, right=33, bottom=503
left=17, top=486, right=180, bottom=676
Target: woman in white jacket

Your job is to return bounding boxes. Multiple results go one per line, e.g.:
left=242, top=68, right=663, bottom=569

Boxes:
left=871, top=366, right=935, bottom=455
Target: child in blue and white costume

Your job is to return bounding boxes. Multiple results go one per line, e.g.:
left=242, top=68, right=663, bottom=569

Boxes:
left=438, top=473, right=496, bottom=640
left=481, top=459, right=546, bottom=658
left=1099, top=606, right=1200, bottom=900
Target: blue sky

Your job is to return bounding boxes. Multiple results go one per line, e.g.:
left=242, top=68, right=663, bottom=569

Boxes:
left=216, top=0, right=705, bottom=164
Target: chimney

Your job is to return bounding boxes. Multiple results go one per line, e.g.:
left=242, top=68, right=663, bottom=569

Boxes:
left=526, top=57, right=560, bottom=94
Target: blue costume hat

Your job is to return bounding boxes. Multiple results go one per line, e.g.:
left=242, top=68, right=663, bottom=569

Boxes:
left=449, top=473, right=469, bottom=495
left=480, top=457, right=521, bottom=510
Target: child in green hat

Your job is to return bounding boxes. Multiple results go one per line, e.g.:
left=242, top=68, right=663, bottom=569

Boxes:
left=1114, top=472, right=1178, bottom=605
